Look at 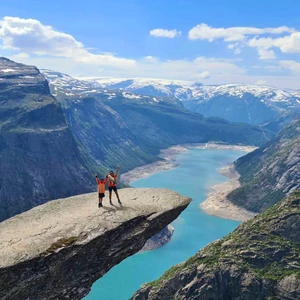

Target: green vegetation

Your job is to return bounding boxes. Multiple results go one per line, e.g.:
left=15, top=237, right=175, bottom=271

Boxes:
left=144, top=192, right=300, bottom=293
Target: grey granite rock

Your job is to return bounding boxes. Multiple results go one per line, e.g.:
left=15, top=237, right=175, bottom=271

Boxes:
left=0, top=188, right=191, bottom=300
left=0, top=57, right=94, bottom=221
left=228, top=117, right=300, bottom=213
left=141, top=225, right=174, bottom=251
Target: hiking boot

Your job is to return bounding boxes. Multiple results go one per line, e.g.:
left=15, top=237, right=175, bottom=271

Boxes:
left=98, top=203, right=103, bottom=207
left=118, top=199, right=122, bottom=204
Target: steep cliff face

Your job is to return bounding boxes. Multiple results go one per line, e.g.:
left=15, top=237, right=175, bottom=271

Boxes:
left=0, top=58, right=93, bottom=221
left=227, top=117, right=300, bottom=212
left=104, top=95, right=273, bottom=150
left=0, top=188, right=191, bottom=300
left=57, top=94, right=156, bottom=174
left=42, top=70, right=274, bottom=176
left=132, top=191, right=300, bottom=300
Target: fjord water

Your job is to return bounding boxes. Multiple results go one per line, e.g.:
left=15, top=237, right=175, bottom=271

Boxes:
left=84, top=148, right=246, bottom=300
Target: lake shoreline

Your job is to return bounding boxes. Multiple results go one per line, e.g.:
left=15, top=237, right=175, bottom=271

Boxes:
left=200, top=164, right=257, bottom=222
left=121, top=142, right=257, bottom=223
left=120, top=142, right=257, bottom=185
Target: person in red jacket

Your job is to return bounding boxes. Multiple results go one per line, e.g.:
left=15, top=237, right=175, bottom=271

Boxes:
left=95, top=174, right=108, bottom=207
left=107, top=165, right=121, bottom=205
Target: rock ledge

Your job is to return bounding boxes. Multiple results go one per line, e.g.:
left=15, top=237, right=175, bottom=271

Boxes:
left=0, top=188, right=191, bottom=300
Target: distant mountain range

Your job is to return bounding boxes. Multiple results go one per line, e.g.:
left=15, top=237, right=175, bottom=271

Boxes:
left=76, top=76, right=300, bottom=125
left=0, top=59, right=286, bottom=222
left=42, top=69, right=272, bottom=172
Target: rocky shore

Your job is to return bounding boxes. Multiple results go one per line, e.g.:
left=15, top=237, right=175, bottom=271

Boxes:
left=200, top=164, right=257, bottom=222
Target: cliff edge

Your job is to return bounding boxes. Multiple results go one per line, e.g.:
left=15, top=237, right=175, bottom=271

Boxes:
left=0, top=188, right=191, bottom=300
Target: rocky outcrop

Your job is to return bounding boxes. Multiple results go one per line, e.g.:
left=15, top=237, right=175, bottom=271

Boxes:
left=227, top=117, right=300, bottom=212
left=0, top=57, right=94, bottom=221
left=132, top=191, right=300, bottom=300
left=142, top=225, right=174, bottom=251
left=0, top=188, right=191, bottom=300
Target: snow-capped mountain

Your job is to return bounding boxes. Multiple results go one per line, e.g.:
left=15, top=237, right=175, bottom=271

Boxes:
left=80, top=77, right=194, bottom=100
left=185, top=84, right=300, bottom=124
left=42, top=70, right=300, bottom=125
left=41, top=70, right=181, bottom=106
left=41, top=69, right=104, bottom=97
left=81, top=77, right=300, bottom=125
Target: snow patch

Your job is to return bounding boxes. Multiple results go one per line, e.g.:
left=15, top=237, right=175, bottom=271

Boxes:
left=1, top=68, right=15, bottom=73
left=122, top=92, right=141, bottom=99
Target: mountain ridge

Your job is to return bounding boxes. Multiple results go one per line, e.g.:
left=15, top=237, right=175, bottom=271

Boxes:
left=227, top=117, right=300, bottom=212
left=0, top=58, right=94, bottom=221
left=42, top=69, right=273, bottom=175
left=74, top=76, right=300, bottom=125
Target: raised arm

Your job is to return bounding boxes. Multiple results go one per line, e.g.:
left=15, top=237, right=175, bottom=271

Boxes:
left=95, top=173, right=100, bottom=184
left=115, top=165, right=120, bottom=177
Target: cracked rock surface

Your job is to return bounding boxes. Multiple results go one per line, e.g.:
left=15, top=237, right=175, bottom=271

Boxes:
left=0, top=187, right=191, bottom=300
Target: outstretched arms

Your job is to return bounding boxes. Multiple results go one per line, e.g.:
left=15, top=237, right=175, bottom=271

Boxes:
left=95, top=173, right=100, bottom=184
left=115, top=165, right=120, bottom=177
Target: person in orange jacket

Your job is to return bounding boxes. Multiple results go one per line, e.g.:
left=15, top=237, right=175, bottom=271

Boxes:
left=107, top=165, right=122, bottom=205
left=95, top=173, right=108, bottom=207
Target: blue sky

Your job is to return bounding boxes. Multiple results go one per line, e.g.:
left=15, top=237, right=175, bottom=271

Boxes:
left=0, top=0, right=300, bottom=88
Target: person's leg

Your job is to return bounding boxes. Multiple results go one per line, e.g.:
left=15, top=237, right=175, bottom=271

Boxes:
left=114, top=188, right=121, bottom=204
left=98, top=196, right=103, bottom=207
left=109, top=188, right=113, bottom=205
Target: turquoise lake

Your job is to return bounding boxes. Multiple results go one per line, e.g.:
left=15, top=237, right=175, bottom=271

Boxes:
left=84, top=148, right=246, bottom=300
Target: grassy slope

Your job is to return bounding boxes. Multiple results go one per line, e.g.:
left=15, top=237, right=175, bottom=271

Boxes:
left=137, top=191, right=300, bottom=299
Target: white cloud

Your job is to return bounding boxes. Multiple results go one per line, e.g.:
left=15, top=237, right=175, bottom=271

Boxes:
left=188, top=23, right=293, bottom=42
left=234, top=48, right=241, bottom=55
left=194, top=71, right=210, bottom=79
left=9, top=53, right=300, bottom=89
left=256, top=80, right=267, bottom=85
left=248, top=32, right=300, bottom=53
left=227, top=43, right=241, bottom=54
left=1, top=17, right=300, bottom=89
left=143, top=55, right=157, bottom=62
left=264, top=65, right=282, bottom=72
left=150, top=28, right=181, bottom=38
left=193, top=57, right=245, bottom=75
left=279, top=60, right=300, bottom=74
left=0, top=16, right=136, bottom=67
left=258, top=49, right=276, bottom=60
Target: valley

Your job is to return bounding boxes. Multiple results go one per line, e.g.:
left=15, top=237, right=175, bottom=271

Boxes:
left=0, top=57, right=299, bottom=300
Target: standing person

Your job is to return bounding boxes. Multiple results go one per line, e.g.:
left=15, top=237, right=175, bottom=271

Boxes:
left=107, top=165, right=121, bottom=205
left=95, top=173, right=108, bottom=207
